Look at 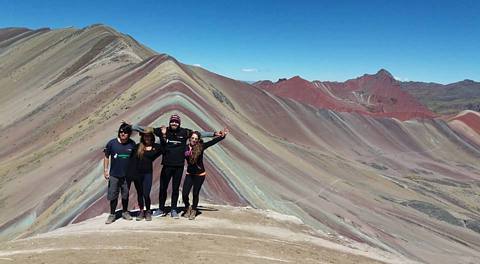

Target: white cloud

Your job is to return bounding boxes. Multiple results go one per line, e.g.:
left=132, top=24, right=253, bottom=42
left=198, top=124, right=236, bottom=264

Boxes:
left=193, top=64, right=202, bottom=67
left=394, top=76, right=409, bottom=82
left=241, top=68, right=258, bottom=72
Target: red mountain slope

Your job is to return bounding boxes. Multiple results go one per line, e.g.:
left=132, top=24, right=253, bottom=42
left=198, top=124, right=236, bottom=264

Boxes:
left=255, top=69, right=436, bottom=120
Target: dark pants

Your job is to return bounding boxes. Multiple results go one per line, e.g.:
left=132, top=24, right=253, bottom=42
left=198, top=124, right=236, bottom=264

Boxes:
left=107, top=176, right=129, bottom=201
left=182, top=174, right=205, bottom=209
left=159, top=166, right=184, bottom=211
left=107, top=177, right=129, bottom=215
left=129, top=173, right=153, bottom=211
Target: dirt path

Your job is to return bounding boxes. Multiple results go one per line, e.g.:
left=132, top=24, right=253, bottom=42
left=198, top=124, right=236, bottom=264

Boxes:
left=0, top=205, right=416, bottom=264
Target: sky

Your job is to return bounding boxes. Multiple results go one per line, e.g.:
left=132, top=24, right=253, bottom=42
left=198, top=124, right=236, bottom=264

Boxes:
left=1, top=0, right=479, bottom=83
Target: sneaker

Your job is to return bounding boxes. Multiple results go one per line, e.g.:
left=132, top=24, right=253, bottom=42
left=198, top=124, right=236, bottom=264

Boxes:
left=183, top=206, right=192, bottom=218
left=145, top=210, right=152, bottom=221
left=153, top=209, right=167, bottom=217
left=105, top=214, right=116, bottom=224
left=189, top=209, right=197, bottom=220
left=136, top=211, right=145, bottom=221
left=122, top=211, right=133, bottom=221
left=171, top=210, right=179, bottom=219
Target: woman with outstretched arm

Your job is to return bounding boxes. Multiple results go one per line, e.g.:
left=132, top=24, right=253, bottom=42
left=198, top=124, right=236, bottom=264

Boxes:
left=129, top=114, right=223, bottom=218
left=183, top=128, right=228, bottom=220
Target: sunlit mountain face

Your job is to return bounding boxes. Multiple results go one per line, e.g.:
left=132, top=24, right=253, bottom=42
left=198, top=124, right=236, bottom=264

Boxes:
left=254, top=69, right=437, bottom=121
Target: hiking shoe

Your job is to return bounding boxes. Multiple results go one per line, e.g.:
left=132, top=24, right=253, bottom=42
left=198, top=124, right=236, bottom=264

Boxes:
left=105, top=214, right=116, bottom=224
left=145, top=210, right=152, bottom=221
left=122, top=211, right=133, bottom=220
left=183, top=206, right=192, bottom=218
left=171, top=210, right=179, bottom=219
left=136, top=211, right=145, bottom=221
left=189, top=209, right=197, bottom=220
left=153, top=209, right=167, bottom=217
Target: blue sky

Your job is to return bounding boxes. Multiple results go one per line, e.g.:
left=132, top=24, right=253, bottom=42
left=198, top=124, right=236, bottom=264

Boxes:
left=1, top=0, right=479, bottom=83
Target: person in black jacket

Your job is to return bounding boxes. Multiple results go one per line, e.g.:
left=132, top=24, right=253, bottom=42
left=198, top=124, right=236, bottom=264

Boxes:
left=183, top=129, right=228, bottom=220
left=132, top=114, right=222, bottom=218
left=127, top=127, right=163, bottom=221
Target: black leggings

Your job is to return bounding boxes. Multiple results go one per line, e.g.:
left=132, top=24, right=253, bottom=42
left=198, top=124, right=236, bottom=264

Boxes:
left=182, top=174, right=205, bottom=209
left=159, top=166, right=184, bottom=211
left=130, top=173, right=153, bottom=211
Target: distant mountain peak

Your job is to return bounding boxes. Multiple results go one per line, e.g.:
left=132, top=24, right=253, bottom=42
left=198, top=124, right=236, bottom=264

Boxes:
left=375, top=69, right=394, bottom=79
left=285, top=76, right=313, bottom=85
left=447, top=79, right=480, bottom=87
left=252, top=80, right=274, bottom=87
left=253, top=76, right=310, bottom=86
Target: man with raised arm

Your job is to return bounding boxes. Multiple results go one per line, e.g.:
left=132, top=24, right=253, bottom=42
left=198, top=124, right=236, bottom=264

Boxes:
left=132, top=114, right=223, bottom=218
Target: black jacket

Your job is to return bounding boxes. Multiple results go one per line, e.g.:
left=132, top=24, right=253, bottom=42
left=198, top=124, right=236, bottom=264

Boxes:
left=186, top=136, right=225, bottom=175
left=155, top=127, right=193, bottom=166
left=132, top=124, right=215, bottom=167
left=127, top=143, right=164, bottom=180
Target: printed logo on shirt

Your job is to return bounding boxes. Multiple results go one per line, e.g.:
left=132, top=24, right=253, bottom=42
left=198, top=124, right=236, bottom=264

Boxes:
left=117, top=154, right=130, bottom=159
left=166, top=139, right=182, bottom=144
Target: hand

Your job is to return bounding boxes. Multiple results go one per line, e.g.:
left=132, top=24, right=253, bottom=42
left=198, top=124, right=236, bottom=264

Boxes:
left=223, top=128, right=229, bottom=136
left=103, top=170, right=109, bottom=180
left=215, top=130, right=223, bottom=137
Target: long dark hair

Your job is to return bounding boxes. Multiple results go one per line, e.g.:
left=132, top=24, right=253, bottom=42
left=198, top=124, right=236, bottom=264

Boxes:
left=188, top=131, right=203, bottom=164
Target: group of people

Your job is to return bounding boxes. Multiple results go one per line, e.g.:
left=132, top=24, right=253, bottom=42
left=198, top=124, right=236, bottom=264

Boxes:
left=103, top=114, right=228, bottom=224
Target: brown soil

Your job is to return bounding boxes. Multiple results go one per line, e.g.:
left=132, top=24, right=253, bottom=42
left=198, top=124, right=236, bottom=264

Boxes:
left=0, top=205, right=403, bottom=264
